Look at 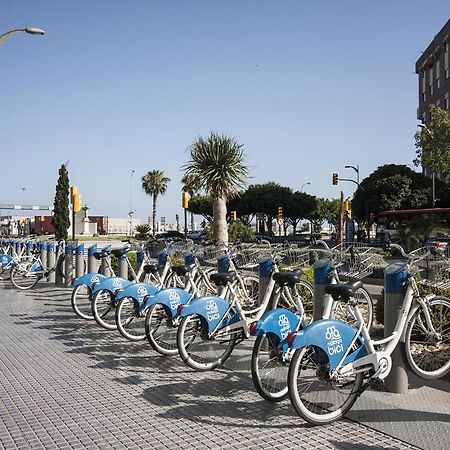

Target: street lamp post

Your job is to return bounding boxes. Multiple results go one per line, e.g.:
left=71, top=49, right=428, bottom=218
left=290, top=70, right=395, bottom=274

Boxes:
left=0, top=27, right=45, bottom=44
left=300, top=182, right=311, bottom=191
left=128, top=170, right=135, bottom=236
left=344, top=164, right=360, bottom=186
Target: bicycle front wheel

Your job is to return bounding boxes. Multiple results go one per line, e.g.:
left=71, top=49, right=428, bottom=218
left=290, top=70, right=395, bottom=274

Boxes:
left=145, top=303, right=178, bottom=355
left=10, top=265, right=41, bottom=290
left=116, top=297, right=146, bottom=341
left=235, top=274, right=260, bottom=316
left=177, top=314, right=236, bottom=371
left=288, top=345, right=363, bottom=425
left=404, top=296, right=450, bottom=379
left=274, top=279, right=314, bottom=321
left=71, top=284, right=94, bottom=320
left=251, top=332, right=290, bottom=402
left=91, top=290, right=117, bottom=330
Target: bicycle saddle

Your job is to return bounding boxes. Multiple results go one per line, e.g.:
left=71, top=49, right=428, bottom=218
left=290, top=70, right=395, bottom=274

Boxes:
left=171, top=265, right=192, bottom=276
left=325, top=281, right=363, bottom=302
left=143, top=264, right=158, bottom=274
left=209, top=271, right=237, bottom=287
left=111, top=248, right=129, bottom=258
left=273, top=269, right=303, bottom=288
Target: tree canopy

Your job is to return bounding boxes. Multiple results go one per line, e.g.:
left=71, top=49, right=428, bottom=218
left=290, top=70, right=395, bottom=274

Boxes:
left=52, top=164, right=70, bottom=240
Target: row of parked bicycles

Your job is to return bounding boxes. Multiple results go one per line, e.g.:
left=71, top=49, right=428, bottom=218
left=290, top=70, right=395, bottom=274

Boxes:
left=1, top=236, right=449, bottom=425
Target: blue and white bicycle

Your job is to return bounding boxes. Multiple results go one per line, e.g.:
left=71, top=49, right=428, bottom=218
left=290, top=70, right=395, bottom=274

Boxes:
left=286, top=244, right=450, bottom=425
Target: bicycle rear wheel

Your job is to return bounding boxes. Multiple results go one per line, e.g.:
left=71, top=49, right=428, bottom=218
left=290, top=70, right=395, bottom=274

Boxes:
left=116, top=297, right=146, bottom=341
left=91, top=290, right=117, bottom=330
left=251, top=332, right=290, bottom=402
left=71, top=284, right=94, bottom=320
left=145, top=303, right=178, bottom=355
left=177, top=314, right=237, bottom=371
left=235, top=274, right=260, bottom=315
left=288, top=345, right=363, bottom=425
left=274, top=279, right=314, bottom=320
left=404, top=296, right=450, bottom=379
left=331, top=287, right=373, bottom=331
left=10, top=264, right=41, bottom=290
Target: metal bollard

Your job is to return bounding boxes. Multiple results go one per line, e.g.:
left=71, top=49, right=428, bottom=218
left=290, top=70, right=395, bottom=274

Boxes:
left=118, top=252, right=128, bottom=279
left=384, top=263, right=409, bottom=393
left=88, top=244, right=97, bottom=273
left=137, top=250, right=145, bottom=267
left=100, top=246, right=111, bottom=277
left=64, top=243, right=74, bottom=287
left=75, top=243, right=85, bottom=278
left=47, top=242, right=56, bottom=283
left=216, top=254, right=230, bottom=297
left=40, top=242, right=47, bottom=277
left=27, top=240, right=34, bottom=256
left=313, top=259, right=333, bottom=321
left=258, top=257, right=273, bottom=307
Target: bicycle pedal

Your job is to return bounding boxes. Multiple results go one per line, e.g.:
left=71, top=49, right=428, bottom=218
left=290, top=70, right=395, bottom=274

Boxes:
left=44, top=271, right=50, bottom=277
left=369, top=378, right=384, bottom=391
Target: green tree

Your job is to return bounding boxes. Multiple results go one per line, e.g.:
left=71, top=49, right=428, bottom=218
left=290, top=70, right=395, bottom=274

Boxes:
left=285, top=191, right=317, bottom=235
left=134, top=224, right=151, bottom=240
left=141, top=170, right=170, bottom=236
left=352, top=164, right=432, bottom=225
left=52, top=164, right=70, bottom=240
left=306, top=198, right=340, bottom=234
left=183, top=132, right=248, bottom=245
left=187, top=195, right=213, bottom=223
left=414, top=105, right=450, bottom=175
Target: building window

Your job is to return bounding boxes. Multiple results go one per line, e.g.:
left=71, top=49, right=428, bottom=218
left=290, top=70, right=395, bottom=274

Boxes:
left=436, top=99, right=441, bottom=107
left=445, top=92, right=449, bottom=110
left=445, top=40, right=449, bottom=78
left=429, top=65, right=434, bottom=95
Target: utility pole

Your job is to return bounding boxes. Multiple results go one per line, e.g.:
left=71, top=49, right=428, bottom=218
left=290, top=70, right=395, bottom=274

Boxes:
left=338, top=191, right=344, bottom=244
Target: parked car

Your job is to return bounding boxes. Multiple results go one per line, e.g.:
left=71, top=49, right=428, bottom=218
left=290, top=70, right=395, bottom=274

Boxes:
left=186, top=230, right=207, bottom=242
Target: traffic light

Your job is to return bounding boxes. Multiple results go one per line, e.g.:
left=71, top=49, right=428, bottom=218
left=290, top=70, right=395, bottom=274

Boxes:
left=343, top=200, right=351, bottom=219
left=332, top=173, right=338, bottom=185
left=231, top=211, right=237, bottom=221
left=182, top=192, right=189, bottom=209
left=277, top=206, right=284, bottom=218
left=70, top=186, right=78, bottom=203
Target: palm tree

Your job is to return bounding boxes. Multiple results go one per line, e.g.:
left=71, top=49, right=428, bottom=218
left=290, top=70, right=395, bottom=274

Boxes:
left=181, top=173, right=202, bottom=232
left=183, top=132, right=248, bottom=245
left=141, top=170, right=170, bottom=236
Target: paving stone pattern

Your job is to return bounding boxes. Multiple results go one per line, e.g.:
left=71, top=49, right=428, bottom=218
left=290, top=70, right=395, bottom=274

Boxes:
left=0, top=282, right=418, bottom=449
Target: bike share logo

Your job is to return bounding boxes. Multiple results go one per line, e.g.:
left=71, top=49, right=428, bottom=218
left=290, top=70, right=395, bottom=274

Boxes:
left=1, top=255, right=8, bottom=265
left=90, top=275, right=100, bottom=284
left=206, top=299, right=220, bottom=322
left=168, top=290, right=181, bottom=310
left=112, top=279, right=122, bottom=289
left=137, top=285, right=148, bottom=304
left=325, top=326, right=343, bottom=356
left=278, top=314, right=292, bottom=340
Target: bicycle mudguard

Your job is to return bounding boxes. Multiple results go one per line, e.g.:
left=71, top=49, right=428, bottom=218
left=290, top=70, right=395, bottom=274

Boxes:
left=289, top=319, right=367, bottom=369
left=0, top=254, right=13, bottom=267
left=115, top=283, right=159, bottom=309
left=251, top=309, right=301, bottom=344
left=72, top=273, right=108, bottom=289
left=178, top=296, right=237, bottom=333
left=91, top=277, right=133, bottom=297
left=145, top=287, right=193, bottom=318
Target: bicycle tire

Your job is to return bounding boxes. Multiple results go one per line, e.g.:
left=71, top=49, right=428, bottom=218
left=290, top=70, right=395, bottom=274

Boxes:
left=91, top=289, right=117, bottom=330
left=331, top=286, right=374, bottom=331
left=115, top=297, right=146, bottom=341
left=177, top=313, right=236, bottom=371
left=288, top=345, right=363, bottom=425
left=71, top=284, right=94, bottom=320
left=145, top=303, right=179, bottom=355
left=288, top=346, right=364, bottom=425
left=164, top=271, right=185, bottom=289
left=404, top=296, right=450, bottom=379
left=235, top=274, right=260, bottom=316
left=194, top=267, right=217, bottom=296
left=10, top=264, right=41, bottom=290
left=251, top=332, right=290, bottom=402
left=274, top=279, right=314, bottom=320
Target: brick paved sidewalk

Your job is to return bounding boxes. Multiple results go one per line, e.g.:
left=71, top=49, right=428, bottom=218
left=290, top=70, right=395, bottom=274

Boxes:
left=0, top=281, right=438, bottom=449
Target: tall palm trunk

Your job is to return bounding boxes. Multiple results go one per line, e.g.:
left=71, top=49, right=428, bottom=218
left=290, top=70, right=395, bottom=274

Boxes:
left=152, top=194, right=157, bottom=236
left=213, top=196, right=228, bottom=246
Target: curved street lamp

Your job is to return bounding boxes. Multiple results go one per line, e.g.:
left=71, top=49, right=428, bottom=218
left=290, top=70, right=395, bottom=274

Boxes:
left=300, top=182, right=311, bottom=191
left=0, top=27, right=45, bottom=44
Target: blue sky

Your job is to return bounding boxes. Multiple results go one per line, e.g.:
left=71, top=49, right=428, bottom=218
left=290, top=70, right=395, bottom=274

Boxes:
left=1, top=1, right=449, bottom=224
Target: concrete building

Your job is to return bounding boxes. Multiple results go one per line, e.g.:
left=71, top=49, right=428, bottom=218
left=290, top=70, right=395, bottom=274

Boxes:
left=416, top=18, right=450, bottom=124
